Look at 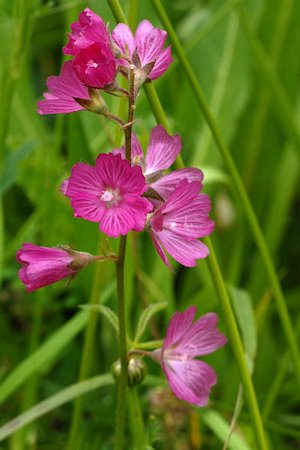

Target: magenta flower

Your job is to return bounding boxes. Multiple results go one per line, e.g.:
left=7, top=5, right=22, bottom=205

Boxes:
left=112, top=20, right=173, bottom=81
left=157, top=306, right=227, bottom=407
left=63, top=8, right=117, bottom=89
left=149, top=180, right=214, bottom=268
left=37, top=61, right=92, bottom=115
left=62, top=153, right=153, bottom=238
left=113, top=125, right=202, bottom=200
left=63, top=8, right=110, bottom=56
left=17, top=243, right=93, bottom=292
left=72, top=42, right=117, bottom=89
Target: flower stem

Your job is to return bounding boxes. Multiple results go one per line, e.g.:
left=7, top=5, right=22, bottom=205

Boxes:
left=128, top=387, right=147, bottom=450
left=204, top=236, right=269, bottom=450
left=114, top=235, right=128, bottom=450
left=114, top=65, right=136, bottom=450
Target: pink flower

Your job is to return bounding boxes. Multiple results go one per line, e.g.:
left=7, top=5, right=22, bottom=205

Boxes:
left=72, top=43, right=117, bottom=89
left=112, top=20, right=173, bottom=81
left=149, top=180, right=214, bottom=268
left=63, top=8, right=117, bottom=89
left=63, top=8, right=110, bottom=56
left=62, top=153, right=153, bottom=238
left=113, top=125, right=202, bottom=199
left=17, top=243, right=93, bottom=292
left=156, top=306, right=227, bottom=407
left=37, top=61, right=92, bottom=115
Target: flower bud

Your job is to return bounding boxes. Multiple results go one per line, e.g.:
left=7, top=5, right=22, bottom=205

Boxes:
left=16, top=243, right=94, bottom=292
left=112, top=357, right=146, bottom=387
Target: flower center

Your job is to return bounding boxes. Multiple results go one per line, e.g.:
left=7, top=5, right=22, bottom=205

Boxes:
left=100, top=187, right=121, bottom=208
left=87, top=59, right=99, bottom=69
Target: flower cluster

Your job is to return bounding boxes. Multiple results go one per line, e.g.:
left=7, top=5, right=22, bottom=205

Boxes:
left=37, top=8, right=172, bottom=115
left=16, top=8, right=227, bottom=410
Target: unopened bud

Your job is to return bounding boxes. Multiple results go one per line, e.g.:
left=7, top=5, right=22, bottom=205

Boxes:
left=112, top=357, right=146, bottom=387
left=75, top=89, right=109, bottom=115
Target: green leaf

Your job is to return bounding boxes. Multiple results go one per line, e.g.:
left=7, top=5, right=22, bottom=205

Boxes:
left=0, top=310, right=88, bottom=405
left=0, top=374, right=113, bottom=442
left=229, top=285, right=257, bottom=372
left=202, top=409, right=251, bottom=450
left=0, top=141, right=35, bottom=194
left=134, top=302, right=168, bottom=343
left=80, top=304, right=119, bottom=334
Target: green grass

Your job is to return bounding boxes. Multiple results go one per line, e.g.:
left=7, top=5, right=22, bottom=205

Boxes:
left=0, top=0, right=300, bottom=448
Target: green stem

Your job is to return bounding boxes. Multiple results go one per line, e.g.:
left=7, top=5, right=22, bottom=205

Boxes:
left=204, top=237, right=269, bottom=450
left=128, top=387, right=146, bottom=449
left=115, top=235, right=128, bottom=450
left=262, top=316, right=300, bottom=420
left=150, top=0, right=300, bottom=385
left=67, top=261, right=105, bottom=449
left=114, top=63, right=137, bottom=450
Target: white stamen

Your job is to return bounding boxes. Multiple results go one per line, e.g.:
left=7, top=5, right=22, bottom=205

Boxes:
left=169, top=221, right=177, bottom=230
left=87, top=59, right=99, bottom=69
left=101, top=191, right=113, bottom=202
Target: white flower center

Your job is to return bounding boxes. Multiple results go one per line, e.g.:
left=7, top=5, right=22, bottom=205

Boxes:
left=87, top=60, right=99, bottom=69
left=168, top=221, right=177, bottom=230
left=100, top=188, right=121, bottom=207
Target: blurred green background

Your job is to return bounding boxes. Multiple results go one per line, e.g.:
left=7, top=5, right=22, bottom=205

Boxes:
left=0, top=0, right=300, bottom=448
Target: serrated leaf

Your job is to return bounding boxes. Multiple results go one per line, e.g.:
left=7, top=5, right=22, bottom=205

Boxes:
left=80, top=304, right=119, bottom=334
left=134, top=302, right=168, bottom=343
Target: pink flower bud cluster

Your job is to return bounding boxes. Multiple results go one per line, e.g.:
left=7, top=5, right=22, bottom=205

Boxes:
left=37, top=8, right=173, bottom=115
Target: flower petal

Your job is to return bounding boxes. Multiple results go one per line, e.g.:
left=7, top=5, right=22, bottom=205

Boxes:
left=149, top=46, right=173, bottom=80
left=99, top=204, right=136, bottom=237
left=163, top=306, right=196, bottom=349
left=150, top=168, right=203, bottom=200
left=37, top=61, right=90, bottom=115
left=63, top=8, right=109, bottom=56
left=112, top=133, right=144, bottom=166
left=96, top=153, right=146, bottom=196
left=73, top=43, right=117, bottom=89
left=71, top=193, right=106, bottom=222
left=64, top=162, right=104, bottom=197
left=163, top=358, right=217, bottom=407
left=163, top=193, right=215, bottom=238
left=135, top=20, right=167, bottom=66
left=144, top=125, right=181, bottom=176
left=16, top=244, right=74, bottom=292
left=112, top=23, right=135, bottom=60
left=150, top=230, right=172, bottom=269
left=175, top=313, right=228, bottom=357
left=154, top=229, right=209, bottom=267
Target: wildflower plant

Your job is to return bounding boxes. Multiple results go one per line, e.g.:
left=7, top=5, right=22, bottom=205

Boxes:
left=13, top=6, right=227, bottom=447
left=5, top=2, right=297, bottom=450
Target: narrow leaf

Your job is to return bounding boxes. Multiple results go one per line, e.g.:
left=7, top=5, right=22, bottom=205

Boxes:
left=134, top=302, right=167, bottom=343
left=80, top=304, right=119, bottom=334
left=0, top=374, right=113, bottom=441
left=229, top=285, right=257, bottom=372
left=0, top=310, right=88, bottom=405
left=202, top=409, right=251, bottom=450
left=0, top=141, right=35, bottom=194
